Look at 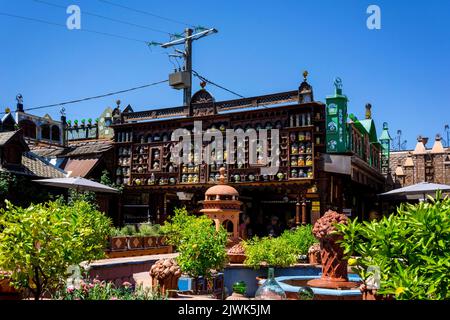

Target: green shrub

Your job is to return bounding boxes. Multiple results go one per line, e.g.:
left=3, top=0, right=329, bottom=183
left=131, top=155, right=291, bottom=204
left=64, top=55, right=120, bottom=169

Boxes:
left=336, top=192, right=450, bottom=300
left=138, top=223, right=161, bottom=237
left=243, top=236, right=298, bottom=268
left=162, top=207, right=227, bottom=278
left=243, top=225, right=317, bottom=268
left=281, top=225, right=318, bottom=256
left=0, top=200, right=112, bottom=300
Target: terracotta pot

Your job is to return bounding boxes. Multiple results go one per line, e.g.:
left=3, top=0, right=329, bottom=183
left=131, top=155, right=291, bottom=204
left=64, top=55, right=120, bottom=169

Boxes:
left=142, top=236, right=157, bottom=248
left=110, top=236, right=127, bottom=251
left=227, top=253, right=246, bottom=264
left=127, top=236, right=144, bottom=250
left=152, top=274, right=180, bottom=298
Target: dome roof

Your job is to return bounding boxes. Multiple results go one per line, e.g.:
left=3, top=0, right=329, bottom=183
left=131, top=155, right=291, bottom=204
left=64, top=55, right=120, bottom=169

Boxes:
left=205, top=184, right=239, bottom=197
left=204, top=167, right=239, bottom=197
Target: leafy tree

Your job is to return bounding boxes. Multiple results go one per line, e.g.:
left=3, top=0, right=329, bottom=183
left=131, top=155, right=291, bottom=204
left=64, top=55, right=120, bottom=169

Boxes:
left=336, top=192, right=450, bottom=300
left=100, top=170, right=123, bottom=193
left=161, top=207, right=227, bottom=278
left=0, top=200, right=112, bottom=300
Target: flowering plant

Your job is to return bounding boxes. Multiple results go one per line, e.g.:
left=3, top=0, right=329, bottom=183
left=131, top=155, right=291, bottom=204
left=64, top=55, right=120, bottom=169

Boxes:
left=56, top=278, right=167, bottom=300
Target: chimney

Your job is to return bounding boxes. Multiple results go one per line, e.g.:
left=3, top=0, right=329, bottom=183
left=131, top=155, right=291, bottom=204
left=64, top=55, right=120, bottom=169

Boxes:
left=15, top=94, right=24, bottom=113
left=431, top=134, right=445, bottom=154
left=395, top=162, right=405, bottom=177
left=365, top=103, right=372, bottom=119
left=403, top=153, right=415, bottom=167
left=413, top=136, right=427, bottom=154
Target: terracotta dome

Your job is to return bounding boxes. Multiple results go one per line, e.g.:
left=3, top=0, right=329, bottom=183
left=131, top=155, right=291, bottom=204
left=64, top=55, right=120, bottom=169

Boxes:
left=204, top=167, right=239, bottom=197
left=205, top=184, right=239, bottom=197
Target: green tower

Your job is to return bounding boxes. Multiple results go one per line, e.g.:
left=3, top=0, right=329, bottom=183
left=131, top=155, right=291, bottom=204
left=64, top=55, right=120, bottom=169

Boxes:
left=379, top=122, right=392, bottom=175
left=326, top=78, right=348, bottom=153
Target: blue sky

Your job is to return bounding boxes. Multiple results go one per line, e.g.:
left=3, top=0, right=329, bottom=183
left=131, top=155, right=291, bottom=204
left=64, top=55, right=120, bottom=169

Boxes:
left=0, top=0, right=449, bottom=149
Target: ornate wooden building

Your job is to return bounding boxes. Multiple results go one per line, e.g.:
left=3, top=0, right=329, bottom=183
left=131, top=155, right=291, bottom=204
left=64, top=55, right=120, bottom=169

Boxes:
left=110, top=74, right=385, bottom=230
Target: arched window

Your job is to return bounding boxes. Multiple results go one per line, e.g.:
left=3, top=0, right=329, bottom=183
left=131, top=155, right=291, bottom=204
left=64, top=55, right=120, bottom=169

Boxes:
left=41, top=124, right=50, bottom=140
left=51, top=125, right=60, bottom=141
left=222, top=220, right=234, bottom=233
left=18, top=120, right=36, bottom=139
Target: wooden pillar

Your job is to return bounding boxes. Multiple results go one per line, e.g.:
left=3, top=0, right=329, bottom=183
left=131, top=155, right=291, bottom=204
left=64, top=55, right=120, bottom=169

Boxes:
left=295, top=195, right=301, bottom=226
left=301, top=196, right=307, bottom=225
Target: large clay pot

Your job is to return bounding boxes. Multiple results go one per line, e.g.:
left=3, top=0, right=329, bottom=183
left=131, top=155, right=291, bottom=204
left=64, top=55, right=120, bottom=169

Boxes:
left=150, top=259, right=181, bottom=298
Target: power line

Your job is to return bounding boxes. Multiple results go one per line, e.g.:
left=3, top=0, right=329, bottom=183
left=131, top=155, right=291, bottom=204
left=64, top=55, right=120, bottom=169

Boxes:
left=98, top=0, right=194, bottom=28
left=192, top=70, right=244, bottom=98
left=1, top=80, right=168, bottom=115
left=0, top=11, right=151, bottom=44
left=33, top=0, right=174, bottom=36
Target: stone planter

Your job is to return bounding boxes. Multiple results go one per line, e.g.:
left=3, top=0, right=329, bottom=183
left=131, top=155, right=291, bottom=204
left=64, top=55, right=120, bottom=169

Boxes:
left=157, top=236, right=166, bottom=246
left=142, top=236, right=158, bottom=249
left=110, top=236, right=127, bottom=251
left=127, top=236, right=144, bottom=250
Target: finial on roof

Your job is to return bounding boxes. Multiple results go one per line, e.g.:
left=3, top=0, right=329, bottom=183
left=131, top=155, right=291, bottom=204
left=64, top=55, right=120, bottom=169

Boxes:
left=218, top=167, right=226, bottom=184
left=303, top=70, right=309, bottom=82
left=365, top=103, right=372, bottom=119
left=200, top=81, right=207, bottom=89
left=5, top=107, right=11, bottom=114
left=16, top=94, right=24, bottom=112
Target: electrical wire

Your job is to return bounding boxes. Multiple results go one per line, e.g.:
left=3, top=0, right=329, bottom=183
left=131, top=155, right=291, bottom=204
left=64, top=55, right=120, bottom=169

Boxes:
left=33, top=0, right=174, bottom=36
left=1, top=80, right=169, bottom=115
left=192, top=70, right=244, bottom=98
left=98, top=0, right=194, bottom=28
left=0, top=11, right=151, bottom=44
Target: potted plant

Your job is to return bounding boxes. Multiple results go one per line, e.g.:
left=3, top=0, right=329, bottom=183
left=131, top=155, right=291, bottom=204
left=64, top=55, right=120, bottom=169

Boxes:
left=162, top=207, right=227, bottom=295
left=336, top=192, right=450, bottom=300
left=87, top=118, right=93, bottom=126
left=80, top=119, right=86, bottom=127
left=139, top=223, right=159, bottom=248
left=66, top=120, right=72, bottom=128
left=110, top=227, right=127, bottom=251
left=73, top=120, right=78, bottom=128
left=227, top=242, right=246, bottom=264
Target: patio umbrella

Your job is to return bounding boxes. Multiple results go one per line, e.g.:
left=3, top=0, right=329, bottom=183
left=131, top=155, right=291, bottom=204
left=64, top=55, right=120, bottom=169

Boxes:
left=379, top=182, right=450, bottom=200
left=33, top=177, right=119, bottom=194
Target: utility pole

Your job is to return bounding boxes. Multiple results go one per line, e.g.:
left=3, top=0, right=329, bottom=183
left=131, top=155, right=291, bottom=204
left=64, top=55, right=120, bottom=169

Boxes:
left=183, top=28, right=193, bottom=107
left=161, top=27, right=218, bottom=108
